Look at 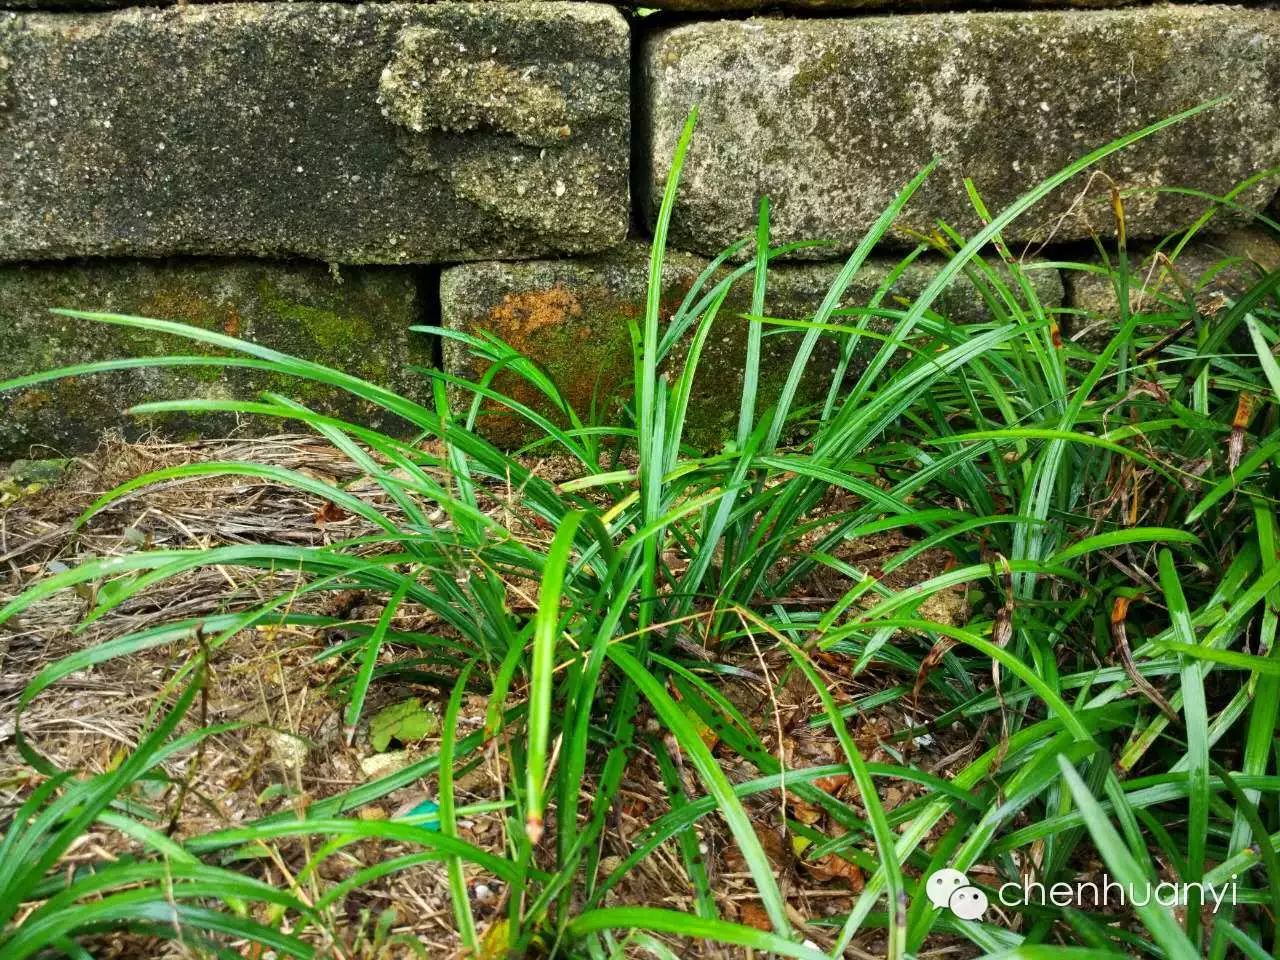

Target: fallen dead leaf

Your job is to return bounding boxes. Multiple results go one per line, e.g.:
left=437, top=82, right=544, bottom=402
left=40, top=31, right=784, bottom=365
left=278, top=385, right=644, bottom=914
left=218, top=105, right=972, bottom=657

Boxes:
left=313, top=500, right=349, bottom=526
left=739, top=901, right=772, bottom=931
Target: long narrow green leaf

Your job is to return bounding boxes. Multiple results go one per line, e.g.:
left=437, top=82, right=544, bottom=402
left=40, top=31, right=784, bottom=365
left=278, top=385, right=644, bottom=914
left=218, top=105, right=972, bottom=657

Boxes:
left=1057, top=758, right=1199, bottom=960
left=783, top=639, right=906, bottom=958
left=1157, top=548, right=1209, bottom=944
left=568, top=908, right=824, bottom=960
left=440, top=663, right=479, bottom=952
left=737, top=196, right=770, bottom=445
left=606, top=646, right=794, bottom=940
left=345, top=582, right=410, bottom=734
left=527, top=511, right=585, bottom=842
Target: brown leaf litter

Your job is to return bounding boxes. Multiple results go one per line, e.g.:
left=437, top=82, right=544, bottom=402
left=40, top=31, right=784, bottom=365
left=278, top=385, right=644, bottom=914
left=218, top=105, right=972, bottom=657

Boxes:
left=1, top=434, right=979, bottom=959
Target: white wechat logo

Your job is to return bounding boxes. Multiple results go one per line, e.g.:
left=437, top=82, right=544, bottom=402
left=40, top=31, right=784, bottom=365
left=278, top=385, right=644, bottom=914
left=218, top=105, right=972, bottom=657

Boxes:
left=926, top=868, right=988, bottom=920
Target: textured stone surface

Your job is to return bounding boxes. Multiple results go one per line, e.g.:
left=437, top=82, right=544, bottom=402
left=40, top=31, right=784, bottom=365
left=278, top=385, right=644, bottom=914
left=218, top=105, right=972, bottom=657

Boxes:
left=1068, top=227, right=1280, bottom=345
left=441, top=244, right=1063, bottom=445
left=0, top=2, right=629, bottom=263
left=0, top=0, right=1151, bottom=9
left=635, top=0, right=1140, bottom=8
left=643, top=8, right=1280, bottom=256
left=0, top=260, right=425, bottom=457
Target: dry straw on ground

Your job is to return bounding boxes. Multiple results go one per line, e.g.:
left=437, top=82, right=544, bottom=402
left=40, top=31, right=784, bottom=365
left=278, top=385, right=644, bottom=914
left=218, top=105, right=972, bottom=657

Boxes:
left=1, top=434, right=973, bottom=958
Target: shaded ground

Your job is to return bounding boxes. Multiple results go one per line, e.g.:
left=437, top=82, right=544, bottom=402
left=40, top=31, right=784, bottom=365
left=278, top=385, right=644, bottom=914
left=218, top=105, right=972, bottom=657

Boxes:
left=1, top=435, right=976, bottom=958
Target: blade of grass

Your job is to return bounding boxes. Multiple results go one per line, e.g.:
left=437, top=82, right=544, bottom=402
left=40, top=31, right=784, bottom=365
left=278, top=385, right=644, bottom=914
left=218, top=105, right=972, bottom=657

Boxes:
left=527, top=511, right=586, bottom=843
left=440, top=663, right=478, bottom=953
left=345, top=582, right=410, bottom=738
left=1057, top=757, right=1199, bottom=960
left=606, top=645, right=794, bottom=939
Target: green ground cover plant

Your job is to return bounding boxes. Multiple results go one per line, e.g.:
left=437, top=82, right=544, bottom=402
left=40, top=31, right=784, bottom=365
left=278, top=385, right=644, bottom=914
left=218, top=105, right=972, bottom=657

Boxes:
left=2, top=104, right=1280, bottom=958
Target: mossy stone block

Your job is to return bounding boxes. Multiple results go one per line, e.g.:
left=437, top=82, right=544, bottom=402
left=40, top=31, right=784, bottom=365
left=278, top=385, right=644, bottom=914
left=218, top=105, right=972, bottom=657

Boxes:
left=0, top=3, right=629, bottom=262
left=0, top=260, right=426, bottom=456
left=440, top=244, right=1063, bottom=446
left=628, top=0, right=1141, bottom=8
left=643, top=8, right=1280, bottom=255
left=1068, top=227, right=1280, bottom=347
left=441, top=246, right=701, bottom=445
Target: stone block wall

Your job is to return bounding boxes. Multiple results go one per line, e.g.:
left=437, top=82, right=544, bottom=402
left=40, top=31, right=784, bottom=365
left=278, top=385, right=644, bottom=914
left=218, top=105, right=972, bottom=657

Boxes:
left=1, top=1, right=1278, bottom=455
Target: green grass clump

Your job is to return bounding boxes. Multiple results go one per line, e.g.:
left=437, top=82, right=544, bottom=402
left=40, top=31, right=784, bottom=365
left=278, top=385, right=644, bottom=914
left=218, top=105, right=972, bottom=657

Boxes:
left=2, top=103, right=1280, bottom=959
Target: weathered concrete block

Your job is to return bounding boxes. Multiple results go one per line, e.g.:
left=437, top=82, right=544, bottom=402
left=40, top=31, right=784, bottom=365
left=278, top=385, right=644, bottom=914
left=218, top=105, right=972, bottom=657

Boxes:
left=1068, top=227, right=1280, bottom=346
left=632, top=0, right=1140, bottom=9
left=643, top=8, right=1280, bottom=255
left=441, top=244, right=1063, bottom=445
left=443, top=246, right=704, bottom=445
left=0, top=2, right=629, bottom=263
left=0, top=260, right=426, bottom=457
left=0, top=0, right=1151, bottom=10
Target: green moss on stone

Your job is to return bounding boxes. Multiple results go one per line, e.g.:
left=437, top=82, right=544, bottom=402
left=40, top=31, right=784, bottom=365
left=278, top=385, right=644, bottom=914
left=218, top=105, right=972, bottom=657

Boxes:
left=0, top=260, right=424, bottom=457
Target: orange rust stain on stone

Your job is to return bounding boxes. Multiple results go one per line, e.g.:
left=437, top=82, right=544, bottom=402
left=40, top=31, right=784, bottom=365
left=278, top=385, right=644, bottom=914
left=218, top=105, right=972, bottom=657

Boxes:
left=487, top=284, right=582, bottom=351
left=469, top=284, right=588, bottom=443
